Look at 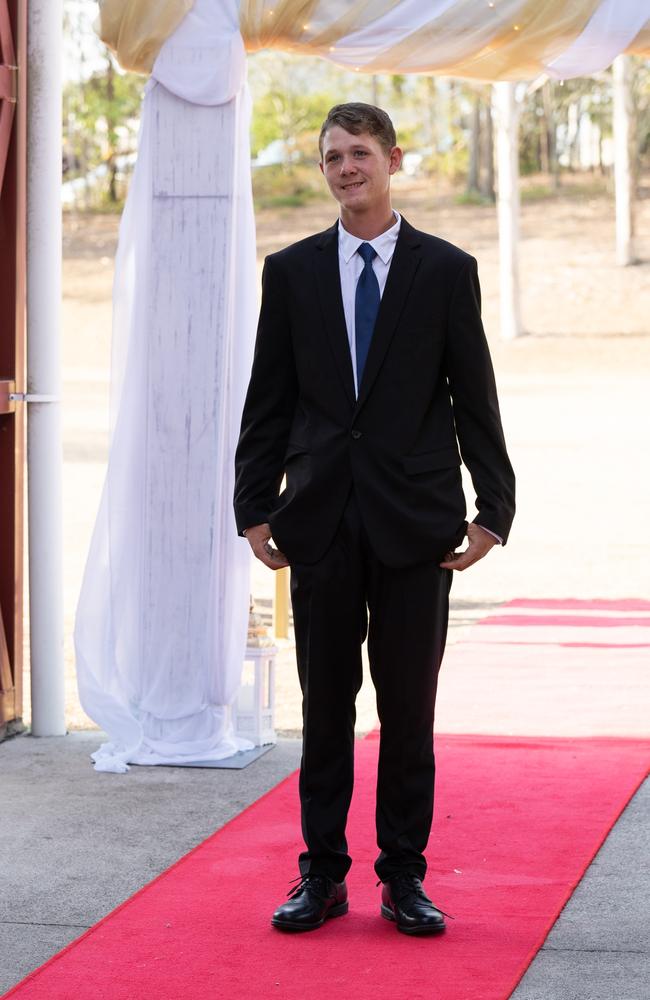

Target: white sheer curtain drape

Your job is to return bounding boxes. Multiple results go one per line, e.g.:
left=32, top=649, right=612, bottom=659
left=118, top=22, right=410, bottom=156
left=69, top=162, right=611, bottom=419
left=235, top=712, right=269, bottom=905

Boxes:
left=546, top=0, right=650, bottom=80
left=75, top=0, right=257, bottom=772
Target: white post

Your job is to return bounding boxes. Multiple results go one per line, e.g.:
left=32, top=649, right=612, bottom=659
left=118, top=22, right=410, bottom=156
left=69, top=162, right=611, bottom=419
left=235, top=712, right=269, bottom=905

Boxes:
left=613, top=55, right=635, bottom=267
left=26, top=0, right=66, bottom=735
left=493, top=82, right=523, bottom=340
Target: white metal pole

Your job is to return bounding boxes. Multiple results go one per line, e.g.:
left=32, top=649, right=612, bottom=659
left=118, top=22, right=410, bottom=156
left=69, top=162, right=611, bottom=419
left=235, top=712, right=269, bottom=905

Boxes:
left=493, top=82, right=523, bottom=340
left=613, top=55, right=635, bottom=267
left=26, top=0, right=66, bottom=735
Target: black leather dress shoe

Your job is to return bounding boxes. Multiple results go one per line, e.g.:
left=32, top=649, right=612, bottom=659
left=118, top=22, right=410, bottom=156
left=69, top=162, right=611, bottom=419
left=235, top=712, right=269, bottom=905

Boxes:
left=271, top=874, right=348, bottom=931
left=380, top=873, right=448, bottom=935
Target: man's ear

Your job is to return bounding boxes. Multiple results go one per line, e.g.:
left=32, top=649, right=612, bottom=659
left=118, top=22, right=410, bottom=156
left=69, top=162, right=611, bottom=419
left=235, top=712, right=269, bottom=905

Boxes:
left=318, top=161, right=324, bottom=175
left=389, top=146, right=403, bottom=175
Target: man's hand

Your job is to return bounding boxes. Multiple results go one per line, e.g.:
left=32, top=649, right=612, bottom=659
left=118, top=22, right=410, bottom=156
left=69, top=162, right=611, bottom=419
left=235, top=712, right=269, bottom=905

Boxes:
left=440, top=522, right=496, bottom=571
left=244, top=523, right=289, bottom=570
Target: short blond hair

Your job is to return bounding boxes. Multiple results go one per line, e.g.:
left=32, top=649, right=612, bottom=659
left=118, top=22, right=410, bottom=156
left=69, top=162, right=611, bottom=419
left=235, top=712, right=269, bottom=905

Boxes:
left=319, top=103, right=397, bottom=159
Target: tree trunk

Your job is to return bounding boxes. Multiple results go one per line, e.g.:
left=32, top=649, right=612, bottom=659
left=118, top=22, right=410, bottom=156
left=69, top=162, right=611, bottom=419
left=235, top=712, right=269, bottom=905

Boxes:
left=542, top=81, right=560, bottom=190
left=467, top=92, right=481, bottom=194
left=425, top=77, right=438, bottom=177
left=481, top=95, right=495, bottom=201
left=426, top=78, right=437, bottom=148
left=567, top=100, right=581, bottom=172
left=106, top=56, right=117, bottom=203
left=539, top=93, right=549, bottom=176
left=493, top=82, right=523, bottom=340
left=613, top=55, right=636, bottom=265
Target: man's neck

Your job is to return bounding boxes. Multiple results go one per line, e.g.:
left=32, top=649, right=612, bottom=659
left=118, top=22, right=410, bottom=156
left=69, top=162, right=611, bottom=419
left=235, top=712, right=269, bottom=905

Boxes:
left=339, top=207, right=397, bottom=242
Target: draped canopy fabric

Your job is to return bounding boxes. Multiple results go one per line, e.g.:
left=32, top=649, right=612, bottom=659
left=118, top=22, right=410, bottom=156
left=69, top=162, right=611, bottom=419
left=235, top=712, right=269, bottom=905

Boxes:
left=97, top=0, right=194, bottom=74
left=99, top=0, right=650, bottom=79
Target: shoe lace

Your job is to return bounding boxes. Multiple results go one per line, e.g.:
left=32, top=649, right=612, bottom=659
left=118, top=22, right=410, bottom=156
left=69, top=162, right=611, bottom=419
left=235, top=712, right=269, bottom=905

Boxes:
left=287, top=874, right=334, bottom=902
left=377, top=874, right=455, bottom=919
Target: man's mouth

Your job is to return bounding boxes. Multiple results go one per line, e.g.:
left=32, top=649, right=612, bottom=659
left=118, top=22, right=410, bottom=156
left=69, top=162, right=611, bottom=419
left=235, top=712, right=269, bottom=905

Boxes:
left=342, top=181, right=364, bottom=190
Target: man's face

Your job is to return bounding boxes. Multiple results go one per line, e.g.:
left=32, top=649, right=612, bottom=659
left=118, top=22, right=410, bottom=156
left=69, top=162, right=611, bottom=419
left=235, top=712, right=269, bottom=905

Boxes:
left=319, top=125, right=401, bottom=213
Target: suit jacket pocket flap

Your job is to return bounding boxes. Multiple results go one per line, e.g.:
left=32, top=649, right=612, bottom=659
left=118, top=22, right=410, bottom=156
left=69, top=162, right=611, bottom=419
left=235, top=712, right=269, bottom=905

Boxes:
left=403, top=446, right=461, bottom=475
left=284, top=441, right=310, bottom=461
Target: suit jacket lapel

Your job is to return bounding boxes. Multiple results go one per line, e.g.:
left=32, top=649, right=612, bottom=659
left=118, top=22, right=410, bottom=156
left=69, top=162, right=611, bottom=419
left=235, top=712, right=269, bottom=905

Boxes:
left=314, top=222, right=356, bottom=406
left=355, top=217, right=422, bottom=413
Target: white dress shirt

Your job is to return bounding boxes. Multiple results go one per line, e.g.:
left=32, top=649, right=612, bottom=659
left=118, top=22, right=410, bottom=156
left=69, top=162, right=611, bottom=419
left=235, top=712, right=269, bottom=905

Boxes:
left=336, top=210, right=502, bottom=547
left=337, top=210, right=401, bottom=397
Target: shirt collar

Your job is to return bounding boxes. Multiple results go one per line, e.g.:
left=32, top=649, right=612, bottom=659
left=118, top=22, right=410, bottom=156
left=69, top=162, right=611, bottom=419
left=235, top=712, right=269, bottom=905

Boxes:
left=338, top=210, right=401, bottom=265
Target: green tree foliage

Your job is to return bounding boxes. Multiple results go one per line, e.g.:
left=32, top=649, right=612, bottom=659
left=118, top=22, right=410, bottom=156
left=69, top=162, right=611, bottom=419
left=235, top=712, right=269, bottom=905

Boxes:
left=251, top=88, right=334, bottom=160
left=63, top=0, right=144, bottom=207
left=249, top=52, right=341, bottom=162
left=64, top=57, right=144, bottom=204
left=633, top=58, right=650, bottom=166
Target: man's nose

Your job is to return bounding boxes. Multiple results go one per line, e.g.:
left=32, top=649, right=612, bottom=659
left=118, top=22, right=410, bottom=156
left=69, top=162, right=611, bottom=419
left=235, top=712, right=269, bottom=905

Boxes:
left=339, top=156, right=358, bottom=175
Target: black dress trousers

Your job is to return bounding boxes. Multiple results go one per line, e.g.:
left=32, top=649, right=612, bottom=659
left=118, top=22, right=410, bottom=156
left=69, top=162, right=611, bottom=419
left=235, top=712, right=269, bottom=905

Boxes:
left=289, top=487, right=453, bottom=884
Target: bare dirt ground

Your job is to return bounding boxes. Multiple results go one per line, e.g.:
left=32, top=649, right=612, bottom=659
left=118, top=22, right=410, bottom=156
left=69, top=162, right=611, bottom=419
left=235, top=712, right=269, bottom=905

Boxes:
left=21, top=178, right=650, bottom=736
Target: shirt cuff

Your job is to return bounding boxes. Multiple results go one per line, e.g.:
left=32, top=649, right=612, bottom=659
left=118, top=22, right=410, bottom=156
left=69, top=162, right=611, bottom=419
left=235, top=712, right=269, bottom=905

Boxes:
left=476, top=524, right=503, bottom=545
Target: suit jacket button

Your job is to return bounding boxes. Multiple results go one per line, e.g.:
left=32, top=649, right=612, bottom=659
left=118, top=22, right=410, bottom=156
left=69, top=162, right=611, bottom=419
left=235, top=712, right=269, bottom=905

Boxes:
left=351, top=429, right=362, bottom=440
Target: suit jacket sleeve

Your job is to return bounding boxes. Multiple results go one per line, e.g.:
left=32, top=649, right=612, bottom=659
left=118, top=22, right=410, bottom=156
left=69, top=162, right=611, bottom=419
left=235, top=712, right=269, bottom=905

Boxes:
left=233, top=255, right=298, bottom=535
left=444, top=256, right=516, bottom=544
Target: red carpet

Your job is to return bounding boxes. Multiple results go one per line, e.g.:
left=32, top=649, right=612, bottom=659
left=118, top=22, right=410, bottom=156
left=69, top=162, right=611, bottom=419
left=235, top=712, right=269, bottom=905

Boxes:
left=478, top=598, right=650, bottom=646
left=4, top=734, right=649, bottom=1000
left=506, top=598, right=650, bottom=611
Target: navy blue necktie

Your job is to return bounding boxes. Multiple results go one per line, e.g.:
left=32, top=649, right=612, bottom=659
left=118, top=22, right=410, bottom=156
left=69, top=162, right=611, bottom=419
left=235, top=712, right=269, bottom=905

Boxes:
left=354, top=242, right=380, bottom=389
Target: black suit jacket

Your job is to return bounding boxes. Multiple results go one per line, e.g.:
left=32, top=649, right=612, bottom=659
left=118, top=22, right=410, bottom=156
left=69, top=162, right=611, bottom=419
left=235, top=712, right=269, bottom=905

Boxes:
left=234, top=215, right=515, bottom=568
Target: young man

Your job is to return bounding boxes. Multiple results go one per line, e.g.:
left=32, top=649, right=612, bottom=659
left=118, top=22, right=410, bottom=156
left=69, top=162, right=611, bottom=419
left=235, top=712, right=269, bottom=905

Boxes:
left=234, top=103, right=515, bottom=935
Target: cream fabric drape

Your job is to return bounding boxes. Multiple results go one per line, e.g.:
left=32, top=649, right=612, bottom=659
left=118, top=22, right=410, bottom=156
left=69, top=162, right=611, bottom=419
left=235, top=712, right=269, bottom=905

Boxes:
left=76, top=0, right=257, bottom=771
left=241, top=0, right=650, bottom=78
left=98, top=0, right=650, bottom=79
left=97, top=0, right=194, bottom=73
